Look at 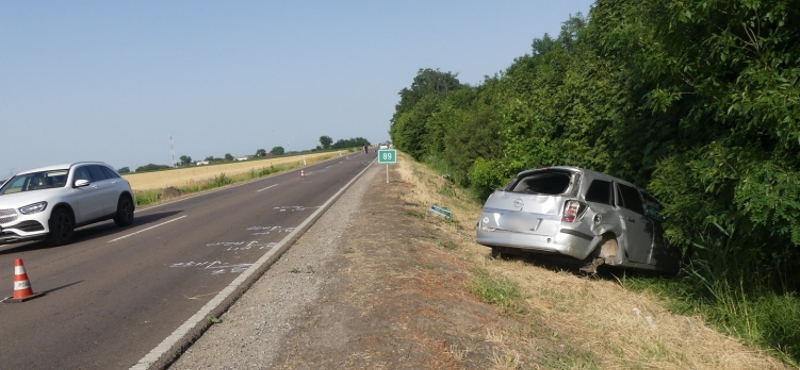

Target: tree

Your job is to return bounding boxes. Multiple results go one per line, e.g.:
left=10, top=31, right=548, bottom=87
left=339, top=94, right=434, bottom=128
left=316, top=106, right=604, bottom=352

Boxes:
left=254, top=149, right=266, bottom=157
left=118, top=167, right=130, bottom=174
left=224, top=153, right=234, bottom=161
left=391, top=68, right=464, bottom=127
left=179, top=155, right=192, bottom=166
left=270, top=146, right=285, bottom=155
left=331, top=137, right=370, bottom=149
left=135, top=163, right=171, bottom=173
left=319, top=136, right=333, bottom=149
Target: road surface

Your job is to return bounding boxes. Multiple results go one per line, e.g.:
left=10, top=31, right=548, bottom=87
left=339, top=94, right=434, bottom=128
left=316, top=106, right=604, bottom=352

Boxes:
left=0, top=152, right=374, bottom=369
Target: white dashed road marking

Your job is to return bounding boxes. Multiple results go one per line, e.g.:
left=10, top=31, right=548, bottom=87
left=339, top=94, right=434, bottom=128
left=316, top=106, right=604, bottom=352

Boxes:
left=108, top=215, right=187, bottom=243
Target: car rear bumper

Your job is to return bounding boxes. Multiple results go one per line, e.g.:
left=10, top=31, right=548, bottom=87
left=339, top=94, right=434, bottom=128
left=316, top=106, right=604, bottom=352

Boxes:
left=476, top=228, right=596, bottom=260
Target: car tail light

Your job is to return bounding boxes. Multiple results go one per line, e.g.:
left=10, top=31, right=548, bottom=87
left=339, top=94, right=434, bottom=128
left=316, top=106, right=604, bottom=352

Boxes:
left=562, top=200, right=585, bottom=222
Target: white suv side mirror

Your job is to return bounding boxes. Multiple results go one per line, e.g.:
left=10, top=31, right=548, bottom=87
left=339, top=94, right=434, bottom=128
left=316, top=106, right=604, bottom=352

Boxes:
left=74, top=179, right=90, bottom=188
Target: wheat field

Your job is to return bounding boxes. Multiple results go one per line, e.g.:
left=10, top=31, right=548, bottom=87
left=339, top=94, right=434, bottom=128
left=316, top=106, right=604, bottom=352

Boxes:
left=123, top=152, right=344, bottom=190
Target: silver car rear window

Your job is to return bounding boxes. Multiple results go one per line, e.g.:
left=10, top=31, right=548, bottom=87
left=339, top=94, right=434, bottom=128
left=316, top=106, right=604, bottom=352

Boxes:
left=508, top=171, right=572, bottom=195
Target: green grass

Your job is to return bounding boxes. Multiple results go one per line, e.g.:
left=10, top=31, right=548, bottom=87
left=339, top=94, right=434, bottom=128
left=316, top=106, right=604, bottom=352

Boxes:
left=437, top=183, right=456, bottom=197
left=620, top=268, right=800, bottom=366
left=467, top=268, right=527, bottom=315
left=134, top=189, right=162, bottom=207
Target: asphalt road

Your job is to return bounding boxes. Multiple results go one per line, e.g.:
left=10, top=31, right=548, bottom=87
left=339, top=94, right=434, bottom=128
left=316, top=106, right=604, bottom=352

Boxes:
left=0, top=152, right=375, bottom=370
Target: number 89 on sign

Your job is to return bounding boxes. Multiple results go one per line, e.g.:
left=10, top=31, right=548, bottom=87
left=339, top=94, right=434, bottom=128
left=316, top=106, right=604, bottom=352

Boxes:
left=378, top=149, right=397, bottom=164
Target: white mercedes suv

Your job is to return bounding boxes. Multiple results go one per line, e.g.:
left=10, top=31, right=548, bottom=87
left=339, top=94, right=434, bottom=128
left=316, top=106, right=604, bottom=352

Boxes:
left=0, top=162, right=135, bottom=246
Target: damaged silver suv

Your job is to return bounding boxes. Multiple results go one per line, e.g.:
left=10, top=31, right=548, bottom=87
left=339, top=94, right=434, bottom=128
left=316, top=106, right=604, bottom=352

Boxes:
left=476, top=166, right=680, bottom=273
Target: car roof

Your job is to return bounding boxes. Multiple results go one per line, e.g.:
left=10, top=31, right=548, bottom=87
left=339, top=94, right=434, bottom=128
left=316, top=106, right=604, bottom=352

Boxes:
left=515, top=166, right=638, bottom=188
left=16, top=161, right=109, bottom=175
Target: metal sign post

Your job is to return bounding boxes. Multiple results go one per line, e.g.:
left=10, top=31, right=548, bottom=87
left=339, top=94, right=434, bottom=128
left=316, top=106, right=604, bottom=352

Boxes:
left=377, top=149, right=397, bottom=183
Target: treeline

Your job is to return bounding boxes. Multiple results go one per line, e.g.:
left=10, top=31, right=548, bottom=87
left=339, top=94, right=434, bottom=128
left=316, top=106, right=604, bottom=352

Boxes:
left=316, top=136, right=370, bottom=150
left=134, top=163, right=171, bottom=173
left=391, top=0, right=800, bottom=358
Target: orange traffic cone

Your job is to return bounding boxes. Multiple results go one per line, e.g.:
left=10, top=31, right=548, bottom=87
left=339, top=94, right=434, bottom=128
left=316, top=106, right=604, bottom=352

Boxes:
left=301, top=169, right=305, bottom=177
left=4, top=259, right=44, bottom=303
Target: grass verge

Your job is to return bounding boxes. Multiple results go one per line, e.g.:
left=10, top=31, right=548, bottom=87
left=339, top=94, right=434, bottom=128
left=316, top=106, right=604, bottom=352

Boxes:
left=621, top=263, right=800, bottom=365
left=467, top=268, right=527, bottom=316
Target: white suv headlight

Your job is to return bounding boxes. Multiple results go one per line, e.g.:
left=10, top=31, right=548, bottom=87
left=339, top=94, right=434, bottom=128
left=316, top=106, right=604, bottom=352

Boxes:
left=19, top=202, right=48, bottom=215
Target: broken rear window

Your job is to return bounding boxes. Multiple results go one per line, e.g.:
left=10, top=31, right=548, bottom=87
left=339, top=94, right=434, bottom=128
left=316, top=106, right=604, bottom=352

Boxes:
left=509, top=171, right=572, bottom=195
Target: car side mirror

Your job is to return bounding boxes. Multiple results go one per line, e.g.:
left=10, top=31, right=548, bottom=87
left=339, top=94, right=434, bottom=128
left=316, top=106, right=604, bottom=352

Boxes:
left=74, top=179, right=90, bottom=188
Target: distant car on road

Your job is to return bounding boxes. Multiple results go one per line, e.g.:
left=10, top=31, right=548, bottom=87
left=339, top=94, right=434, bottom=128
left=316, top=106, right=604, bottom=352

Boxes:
left=0, top=162, right=135, bottom=246
left=379, top=143, right=389, bottom=149
left=476, top=166, right=680, bottom=274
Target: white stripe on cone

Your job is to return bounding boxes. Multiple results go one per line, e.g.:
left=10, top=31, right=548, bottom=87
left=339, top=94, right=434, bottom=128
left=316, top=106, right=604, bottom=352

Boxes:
left=15, top=281, right=31, bottom=290
left=15, top=266, right=25, bottom=274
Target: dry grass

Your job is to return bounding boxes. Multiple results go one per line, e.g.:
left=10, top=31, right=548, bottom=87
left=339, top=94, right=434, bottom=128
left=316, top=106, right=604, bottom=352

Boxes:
left=393, top=152, right=789, bottom=370
left=123, top=152, right=341, bottom=190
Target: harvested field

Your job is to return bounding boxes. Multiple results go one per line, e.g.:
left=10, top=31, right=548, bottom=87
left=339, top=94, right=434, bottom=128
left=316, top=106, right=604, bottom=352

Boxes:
left=123, top=152, right=343, bottom=190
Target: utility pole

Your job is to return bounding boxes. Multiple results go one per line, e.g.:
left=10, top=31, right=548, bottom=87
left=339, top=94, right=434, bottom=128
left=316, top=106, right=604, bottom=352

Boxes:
left=169, top=133, right=176, bottom=167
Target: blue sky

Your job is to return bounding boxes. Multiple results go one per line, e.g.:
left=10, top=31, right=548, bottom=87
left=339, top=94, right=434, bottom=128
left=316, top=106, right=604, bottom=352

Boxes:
left=1, top=1, right=594, bottom=175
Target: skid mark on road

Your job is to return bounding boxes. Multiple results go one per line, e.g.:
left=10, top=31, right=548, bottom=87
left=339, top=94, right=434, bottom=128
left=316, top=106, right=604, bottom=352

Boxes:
left=170, top=261, right=252, bottom=274
left=274, top=206, right=320, bottom=212
left=206, top=240, right=277, bottom=251
left=247, top=225, right=296, bottom=235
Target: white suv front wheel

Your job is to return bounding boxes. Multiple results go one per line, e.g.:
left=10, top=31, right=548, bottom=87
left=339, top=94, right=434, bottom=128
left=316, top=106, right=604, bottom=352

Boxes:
left=47, top=208, right=75, bottom=246
left=113, top=196, right=134, bottom=227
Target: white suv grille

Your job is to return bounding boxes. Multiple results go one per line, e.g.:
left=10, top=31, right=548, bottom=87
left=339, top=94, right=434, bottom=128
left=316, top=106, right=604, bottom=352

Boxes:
left=0, top=208, right=18, bottom=224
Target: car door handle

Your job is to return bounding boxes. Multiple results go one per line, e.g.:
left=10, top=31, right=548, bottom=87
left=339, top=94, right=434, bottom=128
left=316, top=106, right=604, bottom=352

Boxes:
left=627, top=217, right=635, bottom=222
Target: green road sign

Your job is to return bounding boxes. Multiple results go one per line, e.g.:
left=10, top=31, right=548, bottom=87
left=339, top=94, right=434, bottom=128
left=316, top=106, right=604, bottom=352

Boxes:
left=378, top=149, right=397, bottom=164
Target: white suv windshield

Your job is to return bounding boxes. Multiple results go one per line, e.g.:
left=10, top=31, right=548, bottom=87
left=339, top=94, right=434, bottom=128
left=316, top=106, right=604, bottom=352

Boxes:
left=0, top=170, right=69, bottom=195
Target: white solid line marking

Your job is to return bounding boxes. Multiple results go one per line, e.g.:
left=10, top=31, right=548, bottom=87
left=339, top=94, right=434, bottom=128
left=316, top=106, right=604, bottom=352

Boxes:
left=108, top=216, right=187, bottom=243
left=256, top=184, right=278, bottom=193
